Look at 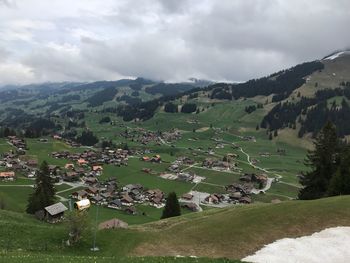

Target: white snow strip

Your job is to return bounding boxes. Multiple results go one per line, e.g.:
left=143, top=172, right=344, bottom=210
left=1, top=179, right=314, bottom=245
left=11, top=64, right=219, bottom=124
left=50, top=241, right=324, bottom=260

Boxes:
left=243, top=227, right=350, bottom=263
left=324, top=51, right=346, bottom=60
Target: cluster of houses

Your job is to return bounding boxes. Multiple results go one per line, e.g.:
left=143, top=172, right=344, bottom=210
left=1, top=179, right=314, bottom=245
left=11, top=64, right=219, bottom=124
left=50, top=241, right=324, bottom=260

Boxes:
left=202, top=158, right=237, bottom=171
left=140, top=155, right=162, bottom=163
left=7, top=136, right=27, bottom=154
left=120, top=128, right=181, bottom=145
left=52, top=148, right=129, bottom=167
left=0, top=151, right=39, bottom=179
left=200, top=183, right=253, bottom=205
left=70, top=180, right=166, bottom=215
left=239, top=173, right=268, bottom=189
left=168, top=156, right=195, bottom=172
left=160, top=172, right=205, bottom=184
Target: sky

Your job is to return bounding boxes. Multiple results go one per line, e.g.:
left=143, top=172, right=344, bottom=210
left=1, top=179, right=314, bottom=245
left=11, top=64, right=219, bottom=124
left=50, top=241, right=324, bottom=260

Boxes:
left=0, top=0, right=350, bottom=85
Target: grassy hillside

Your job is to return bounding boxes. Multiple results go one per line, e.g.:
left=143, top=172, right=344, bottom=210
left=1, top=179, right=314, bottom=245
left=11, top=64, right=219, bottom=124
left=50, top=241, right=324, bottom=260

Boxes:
left=131, top=195, right=350, bottom=259
left=0, top=255, right=240, bottom=263
left=1, top=196, right=350, bottom=261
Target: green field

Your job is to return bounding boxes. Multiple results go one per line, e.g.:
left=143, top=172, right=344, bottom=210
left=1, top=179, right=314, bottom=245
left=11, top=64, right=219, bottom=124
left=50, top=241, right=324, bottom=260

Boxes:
left=0, top=195, right=350, bottom=261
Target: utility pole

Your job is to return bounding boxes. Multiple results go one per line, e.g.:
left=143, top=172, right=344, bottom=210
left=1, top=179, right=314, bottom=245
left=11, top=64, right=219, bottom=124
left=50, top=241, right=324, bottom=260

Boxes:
left=91, top=205, right=99, bottom=251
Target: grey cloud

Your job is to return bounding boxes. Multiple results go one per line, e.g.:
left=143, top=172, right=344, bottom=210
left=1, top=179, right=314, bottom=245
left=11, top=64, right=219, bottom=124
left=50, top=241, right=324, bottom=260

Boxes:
left=1, top=0, right=350, bottom=85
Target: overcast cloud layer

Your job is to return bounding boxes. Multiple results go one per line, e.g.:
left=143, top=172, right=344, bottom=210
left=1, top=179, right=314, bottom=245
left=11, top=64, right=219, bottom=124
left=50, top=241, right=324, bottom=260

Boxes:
left=0, top=0, right=349, bottom=85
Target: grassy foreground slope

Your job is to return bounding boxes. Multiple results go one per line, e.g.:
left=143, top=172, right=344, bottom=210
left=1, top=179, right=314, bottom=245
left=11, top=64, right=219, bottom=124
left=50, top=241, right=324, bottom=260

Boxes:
left=1, top=196, right=350, bottom=261
left=132, top=196, right=350, bottom=259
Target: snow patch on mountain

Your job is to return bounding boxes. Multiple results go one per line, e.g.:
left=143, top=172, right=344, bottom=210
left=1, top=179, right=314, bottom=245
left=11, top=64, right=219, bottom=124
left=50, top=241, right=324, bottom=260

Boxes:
left=324, top=51, right=350, bottom=60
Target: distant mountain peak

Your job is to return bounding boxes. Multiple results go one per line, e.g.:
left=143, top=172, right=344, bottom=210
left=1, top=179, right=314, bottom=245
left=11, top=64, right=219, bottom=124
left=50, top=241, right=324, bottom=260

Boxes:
left=323, top=50, right=350, bottom=61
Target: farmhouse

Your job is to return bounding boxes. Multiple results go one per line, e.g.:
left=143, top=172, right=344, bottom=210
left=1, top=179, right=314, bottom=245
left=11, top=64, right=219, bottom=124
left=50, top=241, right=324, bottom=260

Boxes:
left=0, top=171, right=15, bottom=181
left=43, top=202, right=68, bottom=223
left=182, top=193, right=193, bottom=200
left=124, top=206, right=137, bottom=215
left=72, top=189, right=88, bottom=200
left=108, top=199, right=122, bottom=210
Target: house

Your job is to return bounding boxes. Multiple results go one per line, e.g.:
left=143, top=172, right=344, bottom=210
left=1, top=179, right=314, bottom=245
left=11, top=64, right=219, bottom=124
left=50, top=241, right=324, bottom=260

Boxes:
left=26, top=159, right=38, bottom=167
left=65, top=163, right=75, bottom=170
left=86, top=187, right=99, bottom=197
left=91, top=195, right=103, bottom=204
left=0, top=171, right=15, bottom=181
left=182, top=193, right=193, bottom=201
left=71, top=189, right=88, bottom=200
left=151, top=155, right=162, bottom=163
left=108, top=199, right=122, bottom=210
left=92, top=165, right=103, bottom=172
left=124, top=206, right=137, bottom=215
left=239, top=196, right=252, bottom=204
left=121, top=194, right=134, bottom=206
left=63, top=171, right=80, bottom=182
left=77, top=159, right=88, bottom=166
left=48, top=165, right=59, bottom=174
left=205, top=194, right=220, bottom=204
left=98, top=218, right=128, bottom=230
left=43, top=202, right=68, bottom=223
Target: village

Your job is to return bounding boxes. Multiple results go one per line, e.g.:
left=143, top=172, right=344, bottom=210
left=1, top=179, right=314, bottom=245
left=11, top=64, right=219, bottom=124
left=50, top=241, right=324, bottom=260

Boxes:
left=0, top=131, right=275, bottom=227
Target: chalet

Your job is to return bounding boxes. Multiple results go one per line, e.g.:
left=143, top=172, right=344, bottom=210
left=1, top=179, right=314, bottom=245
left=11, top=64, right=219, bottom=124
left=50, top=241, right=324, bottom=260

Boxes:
left=100, top=191, right=113, bottom=200
left=108, top=199, right=122, bottom=210
left=43, top=202, right=68, bottom=223
left=182, top=193, right=193, bottom=201
left=63, top=171, right=79, bottom=182
left=141, top=156, right=150, bottom=162
left=71, top=189, right=88, bottom=200
left=26, top=159, right=38, bottom=167
left=205, top=194, right=219, bottom=204
left=91, top=195, right=103, bottom=204
left=151, top=155, right=161, bottom=163
left=121, top=194, right=134, bottom=206
left=124, top=206, right=137, bottom=215
left=77, top=159, right=88, bottom=166
left=85, top=177, right=98, bottom=186
left=98, top=218, right=128, bottom=230
left=48, top=165, right=59, bottom=174
left=0, top=171, right=15, bottom=181
left=239, top=196, right=252, bottom=204
left=86, top=187, right=99, bottom=197
left=65, top=163, right=75, bottom=170
left=229, top=191, right=243, bottom=200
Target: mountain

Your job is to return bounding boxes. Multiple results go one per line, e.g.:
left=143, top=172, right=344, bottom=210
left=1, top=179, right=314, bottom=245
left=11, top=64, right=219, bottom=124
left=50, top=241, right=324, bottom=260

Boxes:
left=118, top=51, right=350, bottom=139
left=0, top=77, right=207, bottom=131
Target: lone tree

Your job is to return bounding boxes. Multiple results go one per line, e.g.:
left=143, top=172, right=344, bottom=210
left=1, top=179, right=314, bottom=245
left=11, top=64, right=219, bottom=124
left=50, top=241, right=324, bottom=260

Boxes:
left=26, top=161, right=56, bottom=214
left=66, top=210, right=90, bottom=246
left=299, top=121, right=341, bottom=200
left=161, top=192, right=181, bottom=219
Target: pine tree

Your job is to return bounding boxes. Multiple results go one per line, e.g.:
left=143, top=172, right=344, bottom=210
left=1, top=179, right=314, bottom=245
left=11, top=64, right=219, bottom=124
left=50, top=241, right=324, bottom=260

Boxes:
left=327, top=146, right=350, bottom=196
left=299, top=122, right=341, bottom=200
left=161, top=192, right=181, bottom=219
left=26, top=161, right=56, bottom=214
